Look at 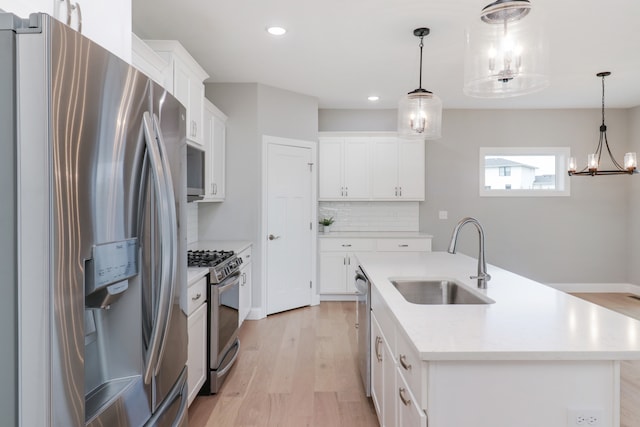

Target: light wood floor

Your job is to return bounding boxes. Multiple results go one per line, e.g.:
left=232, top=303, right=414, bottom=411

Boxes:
left=188, top=302, right=378, bottom=427
left=189, top=295, right=640, bottom=427
left=571, top=293, right=640, bottom=427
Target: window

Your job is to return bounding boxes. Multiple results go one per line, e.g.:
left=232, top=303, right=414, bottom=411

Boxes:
left=479, top=147, right=571, bottom=197
left=499, top=166, right=511, bottom=176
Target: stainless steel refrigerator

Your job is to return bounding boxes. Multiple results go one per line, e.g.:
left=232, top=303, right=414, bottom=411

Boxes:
left=0, top=12, right=189, bottom=426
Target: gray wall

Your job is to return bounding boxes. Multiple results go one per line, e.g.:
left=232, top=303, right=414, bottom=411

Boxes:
left=320, top=108, right=633, bottom=284
left=628, top=106, right=640, bottom=284
left=200, top=83, right=318, bottom=313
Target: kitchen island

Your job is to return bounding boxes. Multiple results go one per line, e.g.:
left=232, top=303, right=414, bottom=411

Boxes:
left=357, top=251, right=640, bottom=427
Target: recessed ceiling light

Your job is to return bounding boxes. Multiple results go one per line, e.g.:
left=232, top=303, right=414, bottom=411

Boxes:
left=267, top=26, right=287, bottom=36
left=368, top=96, right=380, bottom=102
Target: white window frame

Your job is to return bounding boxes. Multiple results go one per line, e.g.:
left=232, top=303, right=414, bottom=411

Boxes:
left=479, top=147, right=571, bottom=197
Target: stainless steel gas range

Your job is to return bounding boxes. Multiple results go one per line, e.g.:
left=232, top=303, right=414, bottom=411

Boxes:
left=187, top=250, right=242, bottom=394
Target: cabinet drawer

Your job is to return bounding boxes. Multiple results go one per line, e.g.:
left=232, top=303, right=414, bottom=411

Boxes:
left=376, top=238, right=431, bottom=252
left=187, top=276, right=207, bottom=315
left=319, top=238, right=376, bottom=252
left=237, top=245, right=252, bottom=265
left=396, top=331, right=427, bottom=407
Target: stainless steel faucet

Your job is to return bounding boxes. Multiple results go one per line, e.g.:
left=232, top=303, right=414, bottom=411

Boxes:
left=447, top=217, right=491, bottom=289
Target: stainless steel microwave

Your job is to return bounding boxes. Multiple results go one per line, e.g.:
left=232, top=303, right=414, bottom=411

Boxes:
left=186, top=145, right=205, bottom=202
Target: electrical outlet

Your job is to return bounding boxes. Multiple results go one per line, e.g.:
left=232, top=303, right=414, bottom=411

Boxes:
left=568, top=409, right=604, bottom=426
left=438, top=210, right=448, bottom=220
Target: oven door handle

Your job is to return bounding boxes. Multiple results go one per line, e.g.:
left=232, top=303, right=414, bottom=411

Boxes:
left=216, top=272, right=241, bottom=300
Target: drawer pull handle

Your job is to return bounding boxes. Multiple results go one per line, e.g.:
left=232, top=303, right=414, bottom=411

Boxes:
left=375, top=336, right=382, bottom=362
left=342, top=244, right=352, bottom=247
left=191, top=293, right=202, bottom=301
left=399, top=387, right=411, bottom=406
left=399, top=354, right=412, bottom=371
left=398, top=244, right=409, bottom=247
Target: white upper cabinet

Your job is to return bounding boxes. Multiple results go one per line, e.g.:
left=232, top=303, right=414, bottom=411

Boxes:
left=131, top=34, right=167, bottom=85
left=318, top=137, right=370, bottom=200
left=202, top=98, right=226, bottom=202
left=371, top=138, right=425, bottom=201
left=318, top=134, right=425, bottom=201
left=144, top=40, right=209, bottom=147
left=4, top=0, right=132, bottom=61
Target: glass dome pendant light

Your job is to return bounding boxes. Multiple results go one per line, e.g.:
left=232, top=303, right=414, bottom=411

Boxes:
left=568, top=72, right=637, bottom=177
left=463, top=0, right=549, bottom=98
left=397, top=28, right=442, bottom=140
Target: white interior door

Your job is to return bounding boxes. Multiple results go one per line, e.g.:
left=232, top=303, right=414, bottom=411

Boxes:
left=266, top=142, right=313, bottom=315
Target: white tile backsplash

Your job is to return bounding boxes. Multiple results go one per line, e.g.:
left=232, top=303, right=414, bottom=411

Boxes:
left=319, top=201, right=419, bottom=232
left=187, top=203, right=199, bottom=244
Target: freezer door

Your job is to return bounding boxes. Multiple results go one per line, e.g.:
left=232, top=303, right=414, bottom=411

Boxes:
left=144, top=366, right=189, bottom=427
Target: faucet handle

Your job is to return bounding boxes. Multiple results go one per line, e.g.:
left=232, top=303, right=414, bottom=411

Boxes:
left=470, top=273, right=492, bottom=281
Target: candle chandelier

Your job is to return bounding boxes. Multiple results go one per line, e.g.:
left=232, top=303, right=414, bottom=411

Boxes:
left=568, top=72, right=637, bottom=177
left=397, top=28, right=442, bottom=139
left=463, top=0, right=549, bottom=98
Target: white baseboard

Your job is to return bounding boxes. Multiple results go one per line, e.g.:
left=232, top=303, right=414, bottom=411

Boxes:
left=545, top=282, right=640, bottom=295
left=319, top=294, right=358, bottom=302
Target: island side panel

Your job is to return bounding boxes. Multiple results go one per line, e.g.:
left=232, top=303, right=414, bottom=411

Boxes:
left=427, top=360, right=619, bottom=427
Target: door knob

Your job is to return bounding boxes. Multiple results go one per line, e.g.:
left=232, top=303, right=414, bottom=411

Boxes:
left=268, top=234, right=281, bottom=240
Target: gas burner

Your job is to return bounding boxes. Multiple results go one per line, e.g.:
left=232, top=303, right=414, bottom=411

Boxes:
left=187, top=250, right=234, bottom=267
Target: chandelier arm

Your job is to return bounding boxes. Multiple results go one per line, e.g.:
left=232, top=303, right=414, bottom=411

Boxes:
left=603, top=132, right=625, bottom=170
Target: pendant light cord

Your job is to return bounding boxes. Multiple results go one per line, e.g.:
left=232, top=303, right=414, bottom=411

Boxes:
left=418, top=36, right=424, bottom=90
left=601, top=74, right=606, bottom=127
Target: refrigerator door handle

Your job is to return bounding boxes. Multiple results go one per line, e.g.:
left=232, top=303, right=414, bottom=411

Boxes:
left=151, top=113, right=179, bottom=376
left=141, top=112, right=177, bottom=385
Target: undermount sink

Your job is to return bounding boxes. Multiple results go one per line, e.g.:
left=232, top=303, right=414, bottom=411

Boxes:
left=390, top=279, right=495, bottom=305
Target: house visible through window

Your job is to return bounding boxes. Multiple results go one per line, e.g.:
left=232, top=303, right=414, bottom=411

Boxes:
left=480, top=147, right=570, bottom=197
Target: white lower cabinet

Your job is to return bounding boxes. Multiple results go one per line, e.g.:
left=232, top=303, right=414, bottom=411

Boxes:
left=318, top=238, right=375, bottom=294
left=238, top=246, right=252, bottom=325
left=372, top=289, right=427, bottom=427
left=187, top=276, right=207, bottom=406
left=319, top=236, right=431, bottom=297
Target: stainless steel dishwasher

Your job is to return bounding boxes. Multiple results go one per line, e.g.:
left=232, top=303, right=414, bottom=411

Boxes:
left=354, top=266, right=371, bottom=396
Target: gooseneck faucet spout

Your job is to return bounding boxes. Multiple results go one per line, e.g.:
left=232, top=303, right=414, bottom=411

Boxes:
left=447, top=217, right=491, bottom=289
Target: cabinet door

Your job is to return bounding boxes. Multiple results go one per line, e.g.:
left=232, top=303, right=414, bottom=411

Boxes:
left=382, top=339, right=396, bottom=427
left=188, top=79, right=205, bottom=145
left=318, top=252, right=348, bottom=293
left=345, top=254, right=359, bottom=293
left=397, top=368, right=427, bottom=427
left=371, top=314, right=385, bottom=422
left=343, top=139, right=370, bottom=199
left=210, top=114, right=226, bottom=199
left=173, top=61, right=191, bottom=120
left=371, top=138, right=399, bottom=199
left=202, top=102, right=226, bottom=201
left=398, top=139, right=425, bottom=200
left=318, top=138, right=344, bottom=200
left=239, top=263, right=251, bottom=326
left=187, top=302, right=207, bottom=406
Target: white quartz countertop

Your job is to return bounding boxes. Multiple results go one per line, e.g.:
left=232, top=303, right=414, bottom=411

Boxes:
left=188, top=240, right=252, bottom=253
left=319, top=231, right=433, bottom=239
left=186, top=240, right=253, bottom=285
left=357, top=251, right=640, bottom=361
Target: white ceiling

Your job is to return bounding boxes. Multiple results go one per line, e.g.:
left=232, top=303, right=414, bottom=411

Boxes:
left=132, top=0, right=640, bottom=110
